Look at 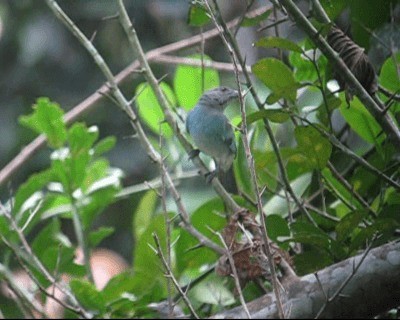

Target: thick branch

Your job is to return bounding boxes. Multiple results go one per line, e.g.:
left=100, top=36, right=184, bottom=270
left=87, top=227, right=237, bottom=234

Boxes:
left=211, top=241, right=400, bottom=319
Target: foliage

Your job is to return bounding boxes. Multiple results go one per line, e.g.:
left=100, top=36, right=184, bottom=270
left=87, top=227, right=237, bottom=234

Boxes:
left=0, top=0, right=399, bottom=319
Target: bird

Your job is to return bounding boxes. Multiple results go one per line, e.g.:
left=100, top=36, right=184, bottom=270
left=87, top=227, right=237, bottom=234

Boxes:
left=186, top=86, right=239, bottom=185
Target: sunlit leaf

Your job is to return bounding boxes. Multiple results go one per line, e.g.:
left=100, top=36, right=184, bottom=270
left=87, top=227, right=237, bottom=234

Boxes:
left=19, top=97, right=67, bottom=148
left=174, top=54, right=220, bottom=110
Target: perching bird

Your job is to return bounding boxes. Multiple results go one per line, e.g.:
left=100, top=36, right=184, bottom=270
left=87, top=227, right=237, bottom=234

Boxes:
left=186, top=86, right=239, bottom=185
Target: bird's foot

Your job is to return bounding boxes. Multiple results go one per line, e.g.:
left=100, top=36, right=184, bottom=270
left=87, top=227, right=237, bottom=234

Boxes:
left=188, top=149, right=200, bottom=160
left=205, top=170, right=217, bottom=184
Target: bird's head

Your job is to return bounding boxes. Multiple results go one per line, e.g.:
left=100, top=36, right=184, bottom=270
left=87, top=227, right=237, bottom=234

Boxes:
left=199, top=86, right=239, bottom=111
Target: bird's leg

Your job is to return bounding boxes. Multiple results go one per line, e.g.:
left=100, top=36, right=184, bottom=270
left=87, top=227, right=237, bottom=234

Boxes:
left=188, top=149, right=200, bottom=160
left=205, top=170, right=217, bottom=184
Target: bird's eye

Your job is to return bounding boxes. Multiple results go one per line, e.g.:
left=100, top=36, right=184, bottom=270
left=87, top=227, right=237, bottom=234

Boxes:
left=221, top=87, right=227, bottom=92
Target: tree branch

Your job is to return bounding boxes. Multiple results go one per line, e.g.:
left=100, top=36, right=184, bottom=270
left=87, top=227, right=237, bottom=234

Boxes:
left=211, top=241, right=400, bottom=319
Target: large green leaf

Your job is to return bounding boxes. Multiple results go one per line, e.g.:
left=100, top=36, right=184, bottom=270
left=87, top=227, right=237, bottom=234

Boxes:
left=241, top=9, right=271, bottom=27
left=70, top=279, right=107, bottom=314
left=136, top=82, right=176, bottom=137
left=294, top=125, right=332, bottom=170
left=133, top=190, right=158, bottom=243
left=252, top=58, right=300, bottom=103
left=340, top=96, right=385, bottom=144
left=19, top=97, right=67, bottom=148
left=255, top=37, right=303, bottom=53
left=174, top=54, right=220, bottom=110
left=379, top=53, right=400, bottom=93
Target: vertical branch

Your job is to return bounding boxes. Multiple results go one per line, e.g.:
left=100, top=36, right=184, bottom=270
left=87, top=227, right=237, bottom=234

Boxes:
left=204, top=1, right=286, bottom=318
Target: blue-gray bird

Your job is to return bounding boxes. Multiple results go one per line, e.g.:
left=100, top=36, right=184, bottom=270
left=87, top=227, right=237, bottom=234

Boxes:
left=186, top=86, right=239, bottom=183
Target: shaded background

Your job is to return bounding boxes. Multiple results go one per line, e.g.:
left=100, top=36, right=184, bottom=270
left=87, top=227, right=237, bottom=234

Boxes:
left=0, top=0, right=398, bottom=263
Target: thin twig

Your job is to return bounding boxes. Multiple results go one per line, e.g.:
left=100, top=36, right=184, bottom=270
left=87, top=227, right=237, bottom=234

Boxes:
left=152, top=233, right=200, bottom=319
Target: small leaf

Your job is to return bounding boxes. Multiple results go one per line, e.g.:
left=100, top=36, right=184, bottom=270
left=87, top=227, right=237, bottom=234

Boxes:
left=255, top=36, right=303, bottom=53
left=70, top=279, right=106, bottom=314
left=187, top=3, right=210, bottom=26
left=19, top=97, right=67, bottom=148
left=244, top=109, right=290, bottom=125
left=93, top=136, right=116, bottom=157
left=174, top=54, right=220, bottom=110
left=133, top=190, right=158, bottom=243
left=335, top=210, right=365, bottom=243
left=89, top=227, right=115, bottom=247
left=136, top=82, right=176, bottom=137
left=339, top=95, right=384, bottom=144
left=252, top=58, right=300, bottom=103
left=379, top=53, right=400, bottom=93
left=265, top=214, right=290, bottom=249
left=241, top=9, right=271, bottom=27
left=290, top=221, right=332, bottom=250
left=294, top=126, right=332, bottom=170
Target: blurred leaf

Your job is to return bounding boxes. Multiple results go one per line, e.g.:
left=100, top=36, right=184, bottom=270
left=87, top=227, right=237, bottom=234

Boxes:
left=294, top=126, right=332, bottom=169
left=379, top=53, right=400, bottom=93
left=234, top=136, right=254, bottom=200
left=289, top=221, right=332, bottom=250
left=13, top=168, right=53, bottom=215
left=263, top=173, right=312, bottom=216
left=242, top=109, right=290, bottom=125
left=176, top=197, right=226, bottom=274
left=89, top=227, right=115, bottom=247
left=252, top=58, right=301, bottom=103
left=294, top=247, right=333, bottom=275
left=322, top=168, right=363, bottom=211
left=19, top=97, right=67, bottom=148
left=70, top=279, right=106, bottom=314
left=187, top=3, right=210, bottom=26
left=190, top=275, right=235, bottom=306
left=132, top=214, right=168, bottom=297
left=133, top=190, right=158, bottom=243
left=265, top=214, right=290, bottom=249
left=319, top=0, right=347, bottom=20
left=102, top=271, right=137, bottom=302
left=136, top=82, right=176, bottom=137
left=174, top=54, right=220, bottom=110
left=241, top=9, right=271, bottom=27
left=289, top=49, right=328, bottom=83
left=93, top=136, right=117, bottom=158
left=340, top=95, right=385, bottom=144
left=335, top=210, right=365, bottom=243
left=255, top=36, right=303, bottom=53
left=68, top=123, right=98, bottom=156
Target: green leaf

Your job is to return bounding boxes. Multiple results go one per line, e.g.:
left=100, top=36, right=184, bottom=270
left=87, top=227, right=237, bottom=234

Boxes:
left=335, top=210, right=365, bottom=243
left=294, top=126, right=332, bottom=169
left=174, top=54, right=220, bottom=110
left=234, top=136, right=254, bottom=199
left=89, top=227, right=115, bottom=247
left=187, top=3, right=210, bottom=26
left=102, top=271, right=137, bottom=302
left=19, top=97, right=67, bottom=148
left=379, top=53, right=400, bottom=93
left=243, top=109, right=290, bottom=125
left=290, top=221, right=332, bottom=250
left=252, top=58, right=300, bottom=103
left=265, top=214, right=290, bottom=249
left=68, top=123, right=99, bottom=156
left=294, top=247, right=333, bottom=275
left=190, top=274, right=235, bottom=306
left=132, top=214, right=168, bottom=297
left=340, top=95, right=385, bottom=144
left=133, top=190, right=158, bottom=243
left=93, top=136, right=117, bottom=157
left=241, top=9, right=271, bottom=27
left=289, top=49, right=328, bottom=83
left=13, top=168, right=53, bottom=215
left=255, top=36, right=303, bottom=53
left=136, top=82, right=176, bottom=137
left=176, top=197, right=226, bottom=274
left=70, top=279, right=106, bottom=314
